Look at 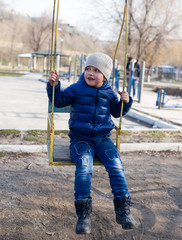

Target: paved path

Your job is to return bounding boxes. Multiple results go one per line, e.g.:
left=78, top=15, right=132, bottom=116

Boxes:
left=0, top=73, right=181, bottom=131
left=0, top=74, right=48, bottom=130
left=0, top=73, right=151, bottom=130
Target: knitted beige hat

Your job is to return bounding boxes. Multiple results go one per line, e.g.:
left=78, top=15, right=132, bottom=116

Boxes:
left=85, top=52, right=113, bottom=80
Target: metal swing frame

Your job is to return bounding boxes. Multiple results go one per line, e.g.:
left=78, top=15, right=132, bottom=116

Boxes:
left=47, top=0, right=128, bottom=165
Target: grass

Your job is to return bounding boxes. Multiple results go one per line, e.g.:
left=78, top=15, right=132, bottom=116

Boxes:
left=55, top=130, right=69, bottom=135
left=121, top=130, right=132, bottom=136
left=24, top=135, right=47, bottom=144
left=27, top=130, right=47, bottom=136
left=146, top=131, right=166, bottom=138
left=25, top=130, right=47, bottom=144
left=2, top=129, right=179, bottom=145
left=0, top=129, right=20, bottom=136
left=24, top=130, right=69, bottom=143
left=0, top=129, right=70, bottom=144
left=55, top=130, right=69, bottom=138
left=0, top=151, right=7, bottom=157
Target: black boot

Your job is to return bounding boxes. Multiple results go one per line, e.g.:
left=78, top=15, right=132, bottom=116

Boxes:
left=113, top=195, right=138, bottom=229
left=75, top=198, right=92, bottom=234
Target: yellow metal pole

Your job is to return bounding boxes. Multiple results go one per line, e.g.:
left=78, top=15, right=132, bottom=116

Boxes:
left=116, top=0, right=128, bottom=152
left=53, top=0, right=60, bottom=70
left=113, top=1, right=126, bottom=150
left=50, top=0, right=56, bottom=74
left=113, top=4, right=126, bottom=63
left=49, top=0, right=56, bottom=164
left=49, top=0, right=60, bottom=165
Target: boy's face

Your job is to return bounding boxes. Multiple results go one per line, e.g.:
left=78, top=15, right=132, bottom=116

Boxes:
left=84, top=66, right=105, bottom=88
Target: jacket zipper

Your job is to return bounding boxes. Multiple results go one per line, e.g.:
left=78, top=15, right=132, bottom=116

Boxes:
left=92, top=89, right=99, bottom=135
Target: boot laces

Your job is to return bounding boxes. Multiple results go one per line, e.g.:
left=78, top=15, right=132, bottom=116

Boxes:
left=122, top=197, right=133, bottom=215
left=76, top=200, right=91, bottom=219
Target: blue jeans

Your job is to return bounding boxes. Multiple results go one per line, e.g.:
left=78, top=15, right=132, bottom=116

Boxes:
left=133, top=78, right=137, bottom=96
left=70, top=138, right=130, bottom=200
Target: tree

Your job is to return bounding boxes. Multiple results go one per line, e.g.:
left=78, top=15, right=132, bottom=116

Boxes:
left=128, top=0, right=181, bottom=66
left=93, top=0, right=182, bottom=67
left=26, top=12, right=51, bottom=52
left=0, top=1, right=25, bottom=67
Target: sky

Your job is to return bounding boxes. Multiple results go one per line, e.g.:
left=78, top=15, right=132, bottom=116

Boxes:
left=5, top=0, right=91, bottom=24
left=4, top=0, right=112, bottom=40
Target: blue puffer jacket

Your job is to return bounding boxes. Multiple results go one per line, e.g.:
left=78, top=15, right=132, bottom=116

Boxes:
left=47, top=73, right=133, bottom=139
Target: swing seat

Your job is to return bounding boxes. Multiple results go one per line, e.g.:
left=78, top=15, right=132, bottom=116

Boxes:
left=47, top=138, right=102, bottom=165
left=47, top=101, right=102, bottom=165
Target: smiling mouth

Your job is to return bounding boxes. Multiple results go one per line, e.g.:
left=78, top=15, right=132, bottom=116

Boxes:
left=88, top=77, right=95, bottom=81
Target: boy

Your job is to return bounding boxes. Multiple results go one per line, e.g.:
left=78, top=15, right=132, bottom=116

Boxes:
left=47, top=52, right=138, bottom=234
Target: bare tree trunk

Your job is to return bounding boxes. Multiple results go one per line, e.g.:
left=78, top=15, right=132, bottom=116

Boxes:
left=26, top=12, right=51, bottom=52
left=128, top=0, right=133, bottom=47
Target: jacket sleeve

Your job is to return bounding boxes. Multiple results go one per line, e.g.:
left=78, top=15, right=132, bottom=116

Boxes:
left=110, top=93, right=133, bottom=118
left=46, top=81, right=75, bottom=108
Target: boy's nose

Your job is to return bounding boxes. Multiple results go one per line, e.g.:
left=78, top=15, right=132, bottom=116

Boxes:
left=88, top=71, right=94, bottom=75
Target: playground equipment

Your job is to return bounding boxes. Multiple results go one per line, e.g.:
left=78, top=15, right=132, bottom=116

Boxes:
left=55, top=54, right=87, bottom=83
left=156, top=89, right=182, bottom=109
left=127, top=59, right=145, bottom=102
left=47, top=0, right=129, bottom=165
left=156, top=89, right=165, bottom=109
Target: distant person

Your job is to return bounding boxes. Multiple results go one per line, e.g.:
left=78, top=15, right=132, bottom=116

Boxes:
left=47, top=52, right=138, bottom=234
left=126, top=57, right=140, bottom=97
left=126, top=57, right=133, bottom=92
left=133, top=59, right=140, bottom=97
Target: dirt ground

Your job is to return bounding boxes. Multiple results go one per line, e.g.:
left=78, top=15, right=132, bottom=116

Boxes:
left=0, top=149, right=182, bottom=240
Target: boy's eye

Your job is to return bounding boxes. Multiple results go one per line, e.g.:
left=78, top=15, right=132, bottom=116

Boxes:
left=85, top=67, right=100, bottom=73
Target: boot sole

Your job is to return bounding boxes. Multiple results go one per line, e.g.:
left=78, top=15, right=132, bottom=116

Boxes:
left=76, top=229, right=91, bottom=234
left=116, top=219, right=138, bottom=229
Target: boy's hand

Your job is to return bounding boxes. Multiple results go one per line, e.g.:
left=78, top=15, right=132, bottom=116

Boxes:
left=48, top=70, right=59, bottom=86
left=118, top=90, right=129, bottom=104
